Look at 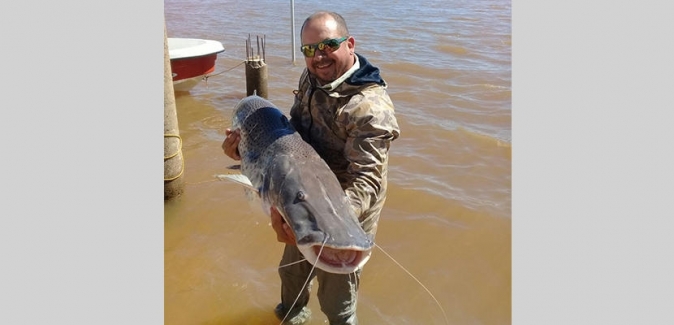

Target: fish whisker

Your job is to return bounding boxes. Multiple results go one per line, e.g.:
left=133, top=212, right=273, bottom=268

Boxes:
left=278, top=258, right=308, bottom=269
left=280, top=237, right=328, bottom=325
left=375, top=242, right=449, bottom=325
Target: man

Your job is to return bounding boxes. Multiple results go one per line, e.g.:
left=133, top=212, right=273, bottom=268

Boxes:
left=222, top=11, right=400, bottom=325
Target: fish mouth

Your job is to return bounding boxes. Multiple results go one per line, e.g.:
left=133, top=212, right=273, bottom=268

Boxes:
left=313, top=246, right=362, bottom=266
left=301, top=245, right=372, bottom=274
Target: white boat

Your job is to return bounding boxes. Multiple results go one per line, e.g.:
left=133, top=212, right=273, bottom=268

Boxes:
left=168, top=38, right=225, bottom=92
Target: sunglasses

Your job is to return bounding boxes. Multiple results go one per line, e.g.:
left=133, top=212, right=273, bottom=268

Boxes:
left=300, top=36, right=349, bottom=57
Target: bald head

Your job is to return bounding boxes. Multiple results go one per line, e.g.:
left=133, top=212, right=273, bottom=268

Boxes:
left=300, top=11, right=349, bottom=38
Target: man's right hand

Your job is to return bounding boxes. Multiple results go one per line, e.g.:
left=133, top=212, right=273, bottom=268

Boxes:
left=222, top=128, right=241, bottom=160
left=270, top=206, right=296, bottom=245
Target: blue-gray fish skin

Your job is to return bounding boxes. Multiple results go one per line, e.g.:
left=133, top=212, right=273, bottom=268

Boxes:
left=231, top=95, right=373, bottom=274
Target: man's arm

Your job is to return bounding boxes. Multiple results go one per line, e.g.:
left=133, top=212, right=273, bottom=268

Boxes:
left=342, top=90, right=400, bottom=218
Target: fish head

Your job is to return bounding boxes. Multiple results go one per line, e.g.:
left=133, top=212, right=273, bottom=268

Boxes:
left=269, top=154, right=374, bottom=274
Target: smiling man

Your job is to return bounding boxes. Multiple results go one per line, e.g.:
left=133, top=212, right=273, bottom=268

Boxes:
left=222, top=10, right=400, bottom=325
left=300, top=13, right=353, bottom=85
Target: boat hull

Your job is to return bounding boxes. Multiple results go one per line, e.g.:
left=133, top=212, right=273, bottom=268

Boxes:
left=170, top=55, right=217, bottom=92
left=167, top=38, right=225, bottom=92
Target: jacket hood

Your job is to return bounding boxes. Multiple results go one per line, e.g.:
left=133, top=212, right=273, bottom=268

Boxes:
left=346, top=53, right=386, bottom=87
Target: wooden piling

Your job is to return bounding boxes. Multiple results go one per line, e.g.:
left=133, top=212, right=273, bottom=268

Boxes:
left=245, top=34, right=268, bottom=98
left=245, top=58, right=268, bottom=98
left=164, top=23, right=185, bottom=199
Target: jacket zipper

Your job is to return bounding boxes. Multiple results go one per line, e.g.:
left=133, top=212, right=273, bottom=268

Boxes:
left=306, top=87, right=316, bottom=144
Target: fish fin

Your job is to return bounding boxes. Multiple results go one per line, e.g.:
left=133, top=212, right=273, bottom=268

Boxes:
left=215, top=174, right=257, bottom=192
left=215, top=173, right=266, bottom=219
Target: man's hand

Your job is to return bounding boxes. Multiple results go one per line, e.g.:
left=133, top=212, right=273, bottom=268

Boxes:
left=222, top=128, right=241, bottom=160
left=270, top=206, right=296, bottom=245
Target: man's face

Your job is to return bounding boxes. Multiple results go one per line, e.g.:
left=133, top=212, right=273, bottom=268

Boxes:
left=301, top=17, right=354, bottom=85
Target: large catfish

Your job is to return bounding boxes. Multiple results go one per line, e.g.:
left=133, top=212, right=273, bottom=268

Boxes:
left=219, top=95, right=373, bottom=274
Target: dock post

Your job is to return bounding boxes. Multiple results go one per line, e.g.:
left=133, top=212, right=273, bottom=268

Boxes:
left=245, top=34, right=268, bottom=98
left=164, top=23, right=185, bottom=200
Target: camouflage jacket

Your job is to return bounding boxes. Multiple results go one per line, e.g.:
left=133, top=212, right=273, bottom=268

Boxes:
left=289, top=53, right=401, bottom=235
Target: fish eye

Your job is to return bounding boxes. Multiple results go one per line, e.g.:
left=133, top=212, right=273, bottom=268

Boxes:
left=296, top=191, right=306, bottom=201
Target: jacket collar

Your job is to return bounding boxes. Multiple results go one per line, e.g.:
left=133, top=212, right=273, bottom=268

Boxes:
left=309, top=53, right=386, bottom=97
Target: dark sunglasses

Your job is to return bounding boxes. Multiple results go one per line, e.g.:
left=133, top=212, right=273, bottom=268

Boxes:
left=300, top=36, right=349, bottom=57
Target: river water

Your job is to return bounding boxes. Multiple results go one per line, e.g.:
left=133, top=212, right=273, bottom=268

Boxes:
left=164, top=0, right=511, bottom=324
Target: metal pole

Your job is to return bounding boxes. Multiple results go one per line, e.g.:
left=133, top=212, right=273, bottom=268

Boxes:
left=291, top=0, right=296, bottom=63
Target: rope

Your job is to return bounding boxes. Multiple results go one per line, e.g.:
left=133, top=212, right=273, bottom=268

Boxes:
left=203, top=60, right=246, bottom=81
left=164, top=134, right=184, bottom=181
